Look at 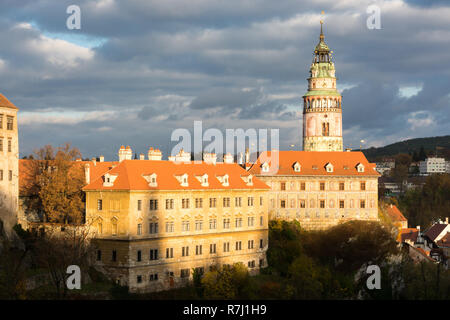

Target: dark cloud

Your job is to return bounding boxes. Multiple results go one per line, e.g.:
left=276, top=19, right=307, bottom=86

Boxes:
left=0, top=0, right=448, bottom=159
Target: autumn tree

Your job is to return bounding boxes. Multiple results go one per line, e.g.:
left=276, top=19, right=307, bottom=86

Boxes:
left=22, top=143, right=85, bottom=224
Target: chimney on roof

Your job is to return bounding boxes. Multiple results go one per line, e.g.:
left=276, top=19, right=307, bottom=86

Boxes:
left=238, top=152, right=243, bottom=165
left=390, top=204, right=393, bottom=208
left=139, top=153, right=145, bottom=160
left=203, top=152, right=217, bottom=165
left=169, top=148, right=190, bottom=162
left=417, top=226, right=420, bottom=231
left=76, top=158, right=82, bottom=162
left=346, top=148, right=352, bottom=152
left=118, top=145, right=132, bottom=162
left=245, top=148, right=250, bottom=164
left=148, top=147, right=163, bottom=160
left=445, top=217, right=449, bottom=224
left=84, top=164, right=90, bottom=184
left=224, top=153, right=234, bottom=164
left=99, top=155, right=104, bottom=162
left=91, top=157, right=96, bottom=166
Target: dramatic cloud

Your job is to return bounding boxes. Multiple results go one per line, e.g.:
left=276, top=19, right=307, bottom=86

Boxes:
left=0, top=0, right=449, bottom=159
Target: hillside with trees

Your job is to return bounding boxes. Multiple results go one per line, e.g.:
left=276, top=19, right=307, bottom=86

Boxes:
left=359, top=135, right=450, bottom=162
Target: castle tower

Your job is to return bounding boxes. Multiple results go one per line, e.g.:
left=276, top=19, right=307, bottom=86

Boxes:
left=302, top=22, right=343, bottom=152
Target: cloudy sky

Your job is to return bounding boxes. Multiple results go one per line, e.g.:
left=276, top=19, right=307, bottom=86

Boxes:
left=1, top=0, right=449, bottom=160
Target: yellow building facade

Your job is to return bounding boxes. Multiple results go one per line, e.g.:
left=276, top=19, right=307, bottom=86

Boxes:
left=249, top=151, right=379, bottom=230
left=83, top=155, right=269, bottom=292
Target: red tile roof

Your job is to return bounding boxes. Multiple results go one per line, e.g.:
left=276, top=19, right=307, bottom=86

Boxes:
left=425, top=224, right=448, bottom=242
left=399, top=228, right=418, bottom=243
left=248, top=151, right=379, bottom=176
left=0, top=93, right=19, bottom=110
left=437, top=233, right=450, bottom=248
left=83, top=160, right=269, bottom=191
left=386, top=204, right=407, bottom=222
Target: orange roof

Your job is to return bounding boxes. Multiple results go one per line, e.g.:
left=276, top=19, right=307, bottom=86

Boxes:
left=386, top=204, right=407, bottom=222
left=83, top=160, right=269, bottom=191
left=248, top=151, right=379, bottom=177
left=399, top=228, right=419, bottom=243
left=0, top=93, right=19, bottom=110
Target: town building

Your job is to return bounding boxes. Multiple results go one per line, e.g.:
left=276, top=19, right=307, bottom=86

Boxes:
left=83, top=148, right=270, bottom=292
left=419, top=157, right=448, bottom=175
left=385, top=204, right=408, bottom=229
left=248, top=151, right=379, bottom=230
left=302, top=22, right=343, bottom=152
left=0, top=93, right=19, bottom=233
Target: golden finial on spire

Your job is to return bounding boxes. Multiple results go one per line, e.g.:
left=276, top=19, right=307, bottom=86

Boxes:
left=319, top=11, right=325, bottom=41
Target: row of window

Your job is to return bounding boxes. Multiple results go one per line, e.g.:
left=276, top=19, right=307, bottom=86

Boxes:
left=0, top=115, right=14, bottom=130
left=135, top=216, right=264, bottom=235
left=135, top=260, right=264, bottom=284
left=279, top=181, right=367, bottom=191
left=97, top=240, right=265, bottom=263
left=0, top=170, right=13, bottom=181
left=0, top=138, right=13, bottom=152
left=276, top=199, right=372, bottom=209
left=275, top=211, right=372, bottom=219
left=97, top=197, right=263, bottom=211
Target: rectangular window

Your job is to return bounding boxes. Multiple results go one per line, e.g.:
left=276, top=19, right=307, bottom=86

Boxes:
left=248, top=197, right=254, bottom=206
left=195, top=220, right=203, bottom=231
left=180, top=269, right=190, bottom=278
left=291, top=199, right=296, bottom=208
left=235, top=241, right=242, bottom=251
left=182, top=246, right=189, bottom=257
left=223, top=242, right=230, bottom=252
left=209, top=198, right=217, bottom=208
left=223, top=197, right=230, bottom=207
left=149, top=222, right=158, bottom=234
left=137, top=250, right=142, bottom=262
left=248, top=260, right=255, bottom=268
left=360, top=200, right=366, bottom=209
left=137, top=200, right=142, bottom=211
left=210, top=243, right=216, bottom=254
left=320, top=200, right=325, bottom=209
left=149, top=249, right=158, bottom=260
left=280, top=200, right=286, bottom=208
left=260, top=239, right=263, bottom=248
left=248, top=240, right=254, bottom=249
left=235, top=197, right=242, bottom=207
left=301, top=182, right=306, bottom=191
left=137, top=275, right=142, bottom=283
left=339, top=200, right=345, bottom=209
left=97, top=199, right=103, bottom=211
left=235, top=218, right=242, bottom=228
left=281, top=182, right=286, bottom=191
left=6, top=116, right=13, bottom=130
left=165, top=221, right=174, bottom=233
left=339, top=182, right=345, bottom=191
left=8, top=170, right=13, bottom=181
left=182, top=221, right=190, bottom=231
left=195, top=245, right=202, bottom=255
left=137, top=224, right=142, bottom=235
left=7, top=139, right=11, bottom=152
left=112, top=250, right=117, bottom=262
left=165, top=199, right=174, bottom=210
left=149, top=274, right=158, bottom=282
left=248, top=216, right=255, bottom=227
left=320, top=182, right=325, bottom=191
left=182, top=198, right=190, bottom=209
left=195, top=198, right=203, bottom=208
left=260, top=216, right=263, bottom=226
left=223, top=218, right=230, bottom=229
left=96, top=250, right=102, bottom=261
left=260, top=197, right=263, bottom=206
left=0, top=114, right=2, bottom=129
left=0, top=138, right=3, bottom=152
left=149, top=199, right=158, bottom=210
left=209, top=219, right=217, bottom=229
left=300, top=199, right=306, bottom=208
left=166, top=248, right=173, bottom=258
left=360, top=182, right=366, bottom=191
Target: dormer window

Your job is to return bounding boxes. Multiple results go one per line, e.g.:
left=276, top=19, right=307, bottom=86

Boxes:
left=195, top=174, right=209, bottom=187
left=216, top=174, right=229, bottom=187
left=142, top=173, right=158, bottom=187
left=103, top=173, right=118, bottom=187
left=325, top=162, right=334, bottom=173
left=175, top=173, right=189, bottom=187
left=293, top=162, right=301, bottom=172
left=241, top=174, right=253, bottom=186
left=261, top=162, right=270, bottom=173
left=356, top=163, right=365, bottom=173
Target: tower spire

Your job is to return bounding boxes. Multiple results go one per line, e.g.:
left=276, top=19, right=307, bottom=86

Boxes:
left=320, top=20, right=324, bottom=41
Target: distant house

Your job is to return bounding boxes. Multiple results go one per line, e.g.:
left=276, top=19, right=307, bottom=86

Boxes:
left=385, top=204, right=408, bottom=229
left=419, top=157, right=448, bottom=175
left=436, top=233, right=450, bottom=269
